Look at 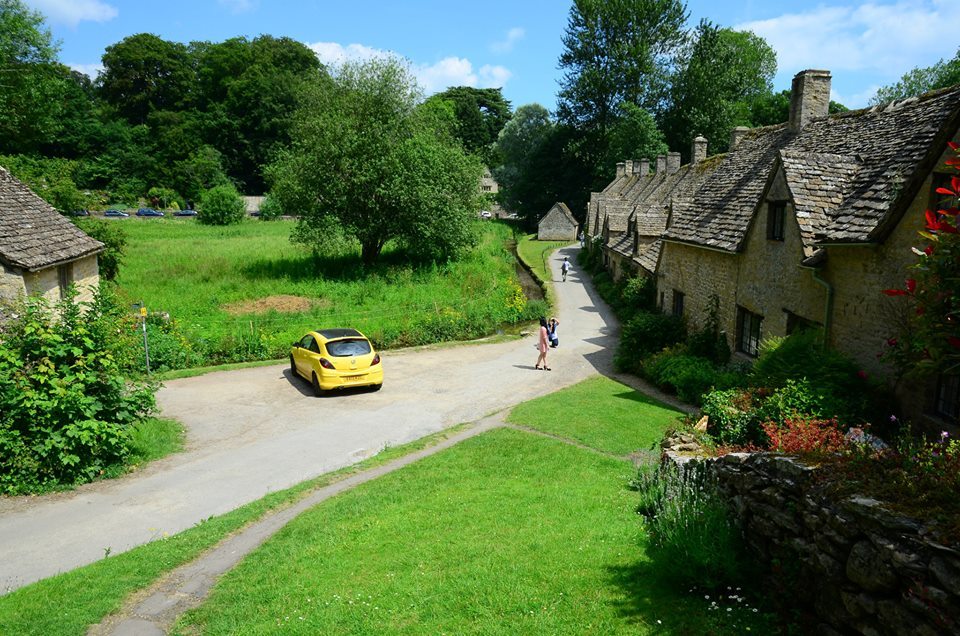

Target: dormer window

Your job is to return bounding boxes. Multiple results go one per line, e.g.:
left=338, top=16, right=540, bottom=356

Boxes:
left=767, top=202, right=786, bottom=241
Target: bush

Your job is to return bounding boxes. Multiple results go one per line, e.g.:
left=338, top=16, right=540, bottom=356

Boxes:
left=620, top=274, right=657, bottom=312
left=616, top=310, right=686, bottom=373
left=74, top=218, right=127, bottom=281
left=0, top=288, right=156, bottom=494
left=761, top=417, right=847, bottom=455
left=199, top=184, right=245, bottom=226
left=700, top=388, right=763, bottom=446
left=642, top=349, right=741, bottom=405
left=636, top=463, right=746, bottom=589
left=258, top=194, right=283, bottom=221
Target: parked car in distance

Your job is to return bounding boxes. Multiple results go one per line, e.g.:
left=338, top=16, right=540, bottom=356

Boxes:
left=174, top=209, right=197, bottom=217
left=71, top=209, right=90, bottom=217
left=136, top=207, right=164, bottom=217
left=290, top=328, right=383, bottom=396
left=480, top=210, right=492, bottom=219
left=103, top=209, right=129, bottom=218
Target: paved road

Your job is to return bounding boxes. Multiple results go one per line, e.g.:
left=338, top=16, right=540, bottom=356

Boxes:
left=0, top=246, right=619, bottom=593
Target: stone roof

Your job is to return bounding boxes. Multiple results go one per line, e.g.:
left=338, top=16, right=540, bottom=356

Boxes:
left=539, top=201, right=578, bottom=228
left=663, top=84, right=960, bottom=252
left=0, top=167, right=104, bottom=272
left=634, top=239, right=662, bottom=274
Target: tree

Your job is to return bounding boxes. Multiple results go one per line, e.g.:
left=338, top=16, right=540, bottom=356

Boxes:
left=661, top=21, right=776, bottom=159
left=98, top=33, right=194, bottom=124
left=269, top=57, right=483, bottom=264
left=424, top=86, right=512, bottom=164
left=872, top=48, right=960, bottom=105
left=0, top=0, right=67, bottom=153
left=199, top=183, right=245, bottom=225
left=606, top=102, right=669, bottom=172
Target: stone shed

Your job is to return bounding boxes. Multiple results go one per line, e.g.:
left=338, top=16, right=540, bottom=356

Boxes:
left=0, top=167, right=104, bottom=306
left=537, top=202, right=578, bottom=241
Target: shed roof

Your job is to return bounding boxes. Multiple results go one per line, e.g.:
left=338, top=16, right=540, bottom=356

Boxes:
left=0, top=168, right=104, bottom=272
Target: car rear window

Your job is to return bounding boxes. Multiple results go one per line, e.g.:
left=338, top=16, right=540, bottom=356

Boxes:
left=325, top=338, right=372, bottom=357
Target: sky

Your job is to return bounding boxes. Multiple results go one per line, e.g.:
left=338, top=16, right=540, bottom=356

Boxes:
left=23, top=0, right=960, bottom=111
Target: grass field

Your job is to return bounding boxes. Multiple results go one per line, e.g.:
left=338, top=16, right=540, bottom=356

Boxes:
left=116, top=219, right=546, bottom=370
left=516, top=233, right=575, bottom=285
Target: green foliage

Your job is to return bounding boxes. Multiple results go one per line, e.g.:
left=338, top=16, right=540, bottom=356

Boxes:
left=0, top=154, right=94, bottom=212
left=198, top=183, right=245, bottom=225
left=256, top=194, right=283, bottom=220
left=642, top=348, right=742, bottom=405
left=605, top=101, right=669, bottom=174
left=74, top=218, right=127, bottom=281
left=271, top=57, right=482, bottom=264
left=146, top=186, right=180, bottom=210
left=636, top=463, right=746, bottom=589
left=425, top=86, right=512, bottom=165
left=661, top=21, right=777, bottom=160
left=0, top=287, right=156, bottom=494
left=620, top=273, right=657, bottom=312
left=872, top=47, right=960, bottom=105
left=616, top=310, right=686, bottom=371
left=686, top=294, right=730, bottom=365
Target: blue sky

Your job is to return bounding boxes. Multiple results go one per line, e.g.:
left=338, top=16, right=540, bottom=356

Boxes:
left=25, top=0, right=960, bottom=111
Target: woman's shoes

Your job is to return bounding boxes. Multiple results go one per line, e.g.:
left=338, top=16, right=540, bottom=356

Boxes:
left=535, top=365, right=542, bottom=370
left=544, top=367, right=552, bottom=371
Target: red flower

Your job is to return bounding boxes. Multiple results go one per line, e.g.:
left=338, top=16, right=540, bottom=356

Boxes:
left=950, top=141, right=960, bottom=151
left=925, top=245, right=935, bottom=255
left=857, top=370, right=868, bottom=379
left=887, top=338, right=898, bottom=346
left=883, top=288, right=909, bottom=296
left=949, top=337, right=960, bottom=349
left=906, top=279, right=917, bottom=293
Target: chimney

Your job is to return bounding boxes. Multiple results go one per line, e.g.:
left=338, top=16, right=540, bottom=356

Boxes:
left=729, top=126, right=749, bottom=149
left=789, top=69, right=832, bottom=132
left=667, top=152, right=681, bottom=174
left=624, top=159, right=634, bottom=176
left=656, top=155, right=667, bottom=174
left=639, top=158, right=649, bottom=177
left=691, top=136, right=708, bottom=163
left=616, top=162, right=626, bottom=178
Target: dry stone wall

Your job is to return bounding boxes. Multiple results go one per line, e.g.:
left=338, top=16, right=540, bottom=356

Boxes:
left=662, top=438, right=960, bottom=635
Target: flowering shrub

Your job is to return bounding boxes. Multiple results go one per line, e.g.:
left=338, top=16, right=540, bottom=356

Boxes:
left=761, top=418, right=847, bottom=455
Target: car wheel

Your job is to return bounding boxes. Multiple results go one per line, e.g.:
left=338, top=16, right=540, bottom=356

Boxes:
left=371, top=384, right=382, bottom=392
left=312, top=372, right=325, bottom=397
left=290, top=354, right=297, bottom=376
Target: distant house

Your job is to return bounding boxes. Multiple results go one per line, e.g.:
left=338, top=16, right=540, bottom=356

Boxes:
left=0, top=167, right=104, bottom=306
left=588, top=69, right=960, bottom=425
left=537, top=202, right=578, bottom=241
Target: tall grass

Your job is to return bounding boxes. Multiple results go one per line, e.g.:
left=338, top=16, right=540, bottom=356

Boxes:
left=117, top=219, right=545, bottom=370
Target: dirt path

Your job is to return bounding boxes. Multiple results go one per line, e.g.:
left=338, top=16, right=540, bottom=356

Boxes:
left=0, top=246, right=687, bottom=594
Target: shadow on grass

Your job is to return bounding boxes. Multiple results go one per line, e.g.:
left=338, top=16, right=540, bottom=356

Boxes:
left=606, top=560, right=705, bottom=635
left=610, top=389, right=680, bottom=411
left=240, top=251, right=421, bottom=283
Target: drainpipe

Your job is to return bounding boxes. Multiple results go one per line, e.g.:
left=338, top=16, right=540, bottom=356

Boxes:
left=810, top=268, right=834, bottom=346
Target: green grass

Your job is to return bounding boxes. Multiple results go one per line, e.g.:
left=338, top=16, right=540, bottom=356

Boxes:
left=0, top=424, right=471, bottom=636
left=508, top=376, right=683, bottom=456
left=127, top=417, right=185, bottom=464
left=516, top=233, right=574, bottom=285
left=117, top=219, right=541, bottom=370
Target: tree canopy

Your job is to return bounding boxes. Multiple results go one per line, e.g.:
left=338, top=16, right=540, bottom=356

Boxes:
left=871, top=48, right=960, bottom=105
left=424, top=86, right=512, bottom=165
left=269, top=58, right=483, bottom=264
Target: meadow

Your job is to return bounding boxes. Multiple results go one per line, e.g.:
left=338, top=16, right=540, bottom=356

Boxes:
left=116, top=218, right=545, bottom=370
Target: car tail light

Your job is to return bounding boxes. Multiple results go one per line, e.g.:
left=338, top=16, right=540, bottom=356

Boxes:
left=371, top=353, right=381, bottom=366
left=318, top=358, right=335, bottom=369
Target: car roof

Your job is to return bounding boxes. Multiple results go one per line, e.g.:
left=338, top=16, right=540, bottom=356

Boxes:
left=314, top=328, right=364, bottom=341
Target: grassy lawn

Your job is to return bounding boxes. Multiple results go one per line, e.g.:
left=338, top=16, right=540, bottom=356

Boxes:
left=507, top=375, right=683, bottom=456
left=117, top=219, right=545, bottom=370
left=516, top=233, right=575, bottom=284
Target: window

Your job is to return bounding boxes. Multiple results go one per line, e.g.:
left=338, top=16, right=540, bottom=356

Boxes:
left=326, top=338, right=372, bottom=357
left=736, top=306, right=763, bottom=357
left=936, top=374, right=960, bottom=421
left=767, top=202, right=786, bottom=241
left=57, top=263, right=73, bottom=299
left=482, top=185, right=492, bottom=192
left=785, top=311, right=819, bottom=336
left=672, top=290, right=684, bottom=317
left=659, top=291, right=665, bottom=310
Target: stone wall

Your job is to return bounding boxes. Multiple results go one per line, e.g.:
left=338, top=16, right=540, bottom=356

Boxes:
left=538, top=208, right=577, bottom=241
left=0, top=263, right=26, bottom=302
left=21, top=255, right=100, bottom=305
left=663, top=442, right=960, bottom=635
left=657, top=241, right=739, bottom=334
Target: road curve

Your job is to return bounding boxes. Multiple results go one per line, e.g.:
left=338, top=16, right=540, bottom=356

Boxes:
left=0, top=245, right=620, bottom=593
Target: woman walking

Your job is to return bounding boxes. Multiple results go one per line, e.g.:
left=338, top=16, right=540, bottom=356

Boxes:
left=535, top=316, right=551, bottom=370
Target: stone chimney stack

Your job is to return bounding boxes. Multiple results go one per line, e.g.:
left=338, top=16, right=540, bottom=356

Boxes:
left=616, top=162, right=626, bottom=178
left=624, top=159, right=634, bottom=176
left=789, top=69, right=832, bottom=132
left=692, top=136, right=708, bottom=163
left=730, top=126, right=749, bottom=149
left=656, top=155, right=667, bottom=174
left=639, top=158, right=649, bottom=177
left=667, top=152, right=681, bottom=174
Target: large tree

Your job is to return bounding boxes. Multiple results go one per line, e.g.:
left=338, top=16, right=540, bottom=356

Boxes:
left=0, top=0, right=67, bottom=153
left=269, top=58, right=483, bottom=264
left=871, top=48, right=960, bottom=105
left=661, top=21, right=776, bottom=159
left=424, top=86, right=512, bottom=165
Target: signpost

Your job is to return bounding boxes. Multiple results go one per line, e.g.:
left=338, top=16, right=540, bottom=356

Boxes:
left=133, top=303, right=151, bottom=374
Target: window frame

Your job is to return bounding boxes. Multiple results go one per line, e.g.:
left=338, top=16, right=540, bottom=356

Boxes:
left=767, top=201, right=786, bottom=241
left=736, top=306, right=763, bottom=357
left=672, top=289, right=685, bottom=317
left=57, top=263, right=73, bottom=299
left=936, top=374, right=960, bottom=421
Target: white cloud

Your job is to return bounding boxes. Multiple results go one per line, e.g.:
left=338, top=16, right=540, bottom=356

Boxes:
left=25, top=0, right=117, bottom=27
left=490, top=27, right=525, bottom=53
left=69, top=62, right=104, bottom=79
left=736, top=1, right=960, bottom=89
left=308, top=42, right=512, bottom=94
left=217, top=0, right=257, bottom=14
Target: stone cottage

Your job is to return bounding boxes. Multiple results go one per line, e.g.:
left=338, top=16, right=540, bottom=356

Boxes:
left=590, top=70, right=960, bottom=425
left=537, top=202, right=578, bottom=241
left=0, top=167, right=104, bottom=306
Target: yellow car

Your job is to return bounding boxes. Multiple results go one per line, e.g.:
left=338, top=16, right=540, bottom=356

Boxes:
left=290, top=328, right=383, bottom=395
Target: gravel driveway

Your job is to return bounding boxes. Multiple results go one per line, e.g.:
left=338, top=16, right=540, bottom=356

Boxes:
left=0, top=246, right=620, bottom=593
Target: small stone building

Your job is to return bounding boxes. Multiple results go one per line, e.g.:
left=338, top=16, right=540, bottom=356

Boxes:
left=589, top=69, right=960, bottom=426
left=537, top=202, right=578, bottom=241
left=0, top=167, right=104, bottom=306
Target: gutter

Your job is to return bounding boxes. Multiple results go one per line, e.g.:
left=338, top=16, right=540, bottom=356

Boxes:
left=807, top=267, right=834, bottom=345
